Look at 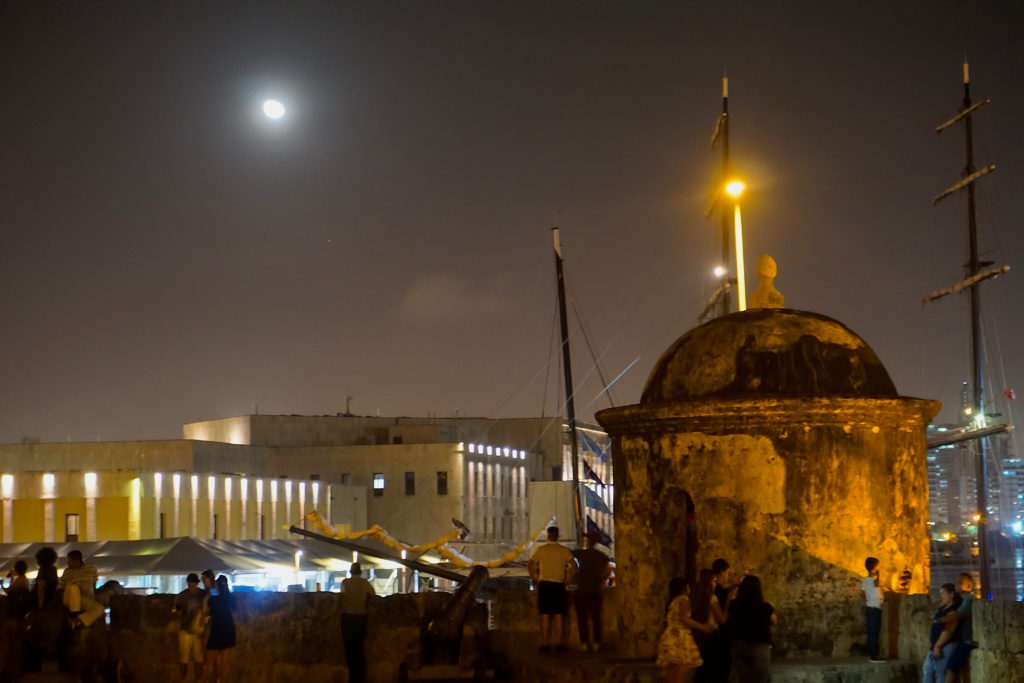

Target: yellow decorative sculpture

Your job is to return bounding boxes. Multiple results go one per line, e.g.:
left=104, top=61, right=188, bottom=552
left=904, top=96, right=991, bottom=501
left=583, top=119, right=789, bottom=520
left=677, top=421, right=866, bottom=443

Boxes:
left=749, top=254, right=785, bottom=309
left=303, top=511, right=554, bottom=568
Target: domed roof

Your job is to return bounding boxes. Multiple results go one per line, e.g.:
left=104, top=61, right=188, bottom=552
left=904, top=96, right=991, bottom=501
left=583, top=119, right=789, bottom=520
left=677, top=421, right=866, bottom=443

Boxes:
left=642, top=308, right=897, bottom=402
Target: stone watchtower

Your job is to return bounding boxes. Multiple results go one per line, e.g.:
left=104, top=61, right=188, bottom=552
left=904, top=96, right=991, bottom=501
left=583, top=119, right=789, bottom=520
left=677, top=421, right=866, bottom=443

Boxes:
left=596, top=307, right=939, bottom=658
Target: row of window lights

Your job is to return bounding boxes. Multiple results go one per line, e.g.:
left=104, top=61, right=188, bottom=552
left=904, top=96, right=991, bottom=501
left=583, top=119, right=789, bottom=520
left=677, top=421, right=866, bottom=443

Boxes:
left=466, top=444, right=527, bottom=459
left=0, top=472, right=319, bottom=502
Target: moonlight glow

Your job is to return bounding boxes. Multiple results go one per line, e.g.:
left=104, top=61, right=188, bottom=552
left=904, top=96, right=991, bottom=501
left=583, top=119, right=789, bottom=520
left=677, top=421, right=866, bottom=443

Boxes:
left=262, top=99, right=285, bottom=119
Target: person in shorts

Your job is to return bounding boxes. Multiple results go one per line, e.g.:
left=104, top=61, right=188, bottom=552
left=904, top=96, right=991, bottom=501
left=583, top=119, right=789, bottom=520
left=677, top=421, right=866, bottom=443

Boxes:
left=172, top=573, right=206, bottom=680
left=528, top=526, right=576, bottom=653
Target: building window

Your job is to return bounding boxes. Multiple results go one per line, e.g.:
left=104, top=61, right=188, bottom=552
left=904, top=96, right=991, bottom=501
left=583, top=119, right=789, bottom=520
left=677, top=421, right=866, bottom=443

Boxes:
left=259, top=514, right=266, bottom=540
left=405, top=472, right=415, bottom=496
left=159, top=513, right=166, bottom=539
left=310, top=474, right=320, bottom=481
left=392, top=436, right=403, bottom=444
left=65, top=514, right=79, bottom=542
left=437, top=471, right=448, bottom=496
left=341, top=473, right=352, bottom=485
left=213, top=514, right=219, bottom=540
left=373, top=473, right=384, bottom=497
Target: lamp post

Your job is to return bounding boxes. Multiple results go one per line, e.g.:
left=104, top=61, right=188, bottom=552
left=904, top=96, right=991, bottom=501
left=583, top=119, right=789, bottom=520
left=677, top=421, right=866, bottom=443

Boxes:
left=724, top=180, right=748, bottom=311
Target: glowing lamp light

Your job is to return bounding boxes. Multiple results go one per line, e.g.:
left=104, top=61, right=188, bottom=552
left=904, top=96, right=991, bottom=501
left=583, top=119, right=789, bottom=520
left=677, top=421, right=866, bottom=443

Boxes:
left=964, top=406, right=974, bottom=416
left=724, top=179, right=746, bottom=198
left=262, top=99, right=285, bottom=119
left=713, top=266, right=727, bottom=278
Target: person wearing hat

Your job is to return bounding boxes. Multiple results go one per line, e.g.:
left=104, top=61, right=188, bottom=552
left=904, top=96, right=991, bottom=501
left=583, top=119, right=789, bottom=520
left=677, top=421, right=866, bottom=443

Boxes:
left=340, top=563, right=375, bottom=683
left=572, top=532, right=611, bottom=652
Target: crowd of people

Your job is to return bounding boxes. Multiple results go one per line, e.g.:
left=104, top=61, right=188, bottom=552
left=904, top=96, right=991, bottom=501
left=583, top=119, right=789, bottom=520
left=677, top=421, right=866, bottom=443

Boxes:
left=656, top=560, right=776, bottom=683
left=526, top=528, right=776, bottom=682
left=525, top=530, right=984, bottom=683
left=863, top=557, right=976, bottom=681
left=0, top=546, right=114, bottom=674
left=0, top=540, right=983, bottom=682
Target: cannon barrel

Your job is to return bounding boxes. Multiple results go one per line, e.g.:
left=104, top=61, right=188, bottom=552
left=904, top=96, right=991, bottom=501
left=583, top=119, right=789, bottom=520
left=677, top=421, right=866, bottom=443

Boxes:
left=426, top=564, right=488, bottom=643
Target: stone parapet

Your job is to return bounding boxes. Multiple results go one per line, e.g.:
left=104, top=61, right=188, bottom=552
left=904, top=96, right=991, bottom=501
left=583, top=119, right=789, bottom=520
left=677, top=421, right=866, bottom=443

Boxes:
left=108, top=590, right=488, bottom=683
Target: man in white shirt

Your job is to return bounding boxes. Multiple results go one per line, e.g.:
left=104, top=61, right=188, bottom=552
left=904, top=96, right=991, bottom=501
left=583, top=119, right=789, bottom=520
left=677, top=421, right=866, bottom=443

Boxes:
left=528, top=526, right=576, bottom=653
left=60, top=550, right=103, bottom=628
left=861, top=556, right=885, bottom=663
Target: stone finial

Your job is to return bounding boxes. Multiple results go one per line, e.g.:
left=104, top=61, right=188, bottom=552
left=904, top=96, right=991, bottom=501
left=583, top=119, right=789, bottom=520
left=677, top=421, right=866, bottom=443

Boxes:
left=749, top=254, right=785, bottom=309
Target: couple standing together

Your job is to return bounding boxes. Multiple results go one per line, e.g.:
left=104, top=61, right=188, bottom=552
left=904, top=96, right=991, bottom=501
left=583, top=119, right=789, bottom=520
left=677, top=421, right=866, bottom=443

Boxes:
left=173, top=570, right=236, bottom=682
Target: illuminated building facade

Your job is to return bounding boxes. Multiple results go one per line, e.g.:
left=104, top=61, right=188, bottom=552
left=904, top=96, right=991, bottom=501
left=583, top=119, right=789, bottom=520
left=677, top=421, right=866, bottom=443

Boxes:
left=0, top=468, right=331, bottom=544
left=0, top=414, right=612, bottom=548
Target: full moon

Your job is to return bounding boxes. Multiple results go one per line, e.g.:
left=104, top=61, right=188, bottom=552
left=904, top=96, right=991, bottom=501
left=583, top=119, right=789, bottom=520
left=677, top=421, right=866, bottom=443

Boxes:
left=262, top=99, right=285, bottom=119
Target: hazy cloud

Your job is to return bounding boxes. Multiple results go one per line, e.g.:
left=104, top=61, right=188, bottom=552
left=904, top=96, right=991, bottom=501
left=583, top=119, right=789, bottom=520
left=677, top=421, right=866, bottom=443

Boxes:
left=398, top=273, right=518, bottom=322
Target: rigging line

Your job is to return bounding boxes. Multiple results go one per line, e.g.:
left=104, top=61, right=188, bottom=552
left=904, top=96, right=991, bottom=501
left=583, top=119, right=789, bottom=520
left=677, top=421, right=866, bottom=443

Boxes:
left=539, top=302, right=559, bottom=421
left=561, top=266, right=655, bottom=409
left=988, top=312, right=1022, bottom=526
left=571, top=301, right=617, bottom=409
left=483, top=344, right=559, bottom=424
left=576, top=357, right=640, bottom=417
left=555, top=218, right=687, bottom=342
left=459, top=338, right=568, bottom=460
left=556, top=265, right=630, bottom=417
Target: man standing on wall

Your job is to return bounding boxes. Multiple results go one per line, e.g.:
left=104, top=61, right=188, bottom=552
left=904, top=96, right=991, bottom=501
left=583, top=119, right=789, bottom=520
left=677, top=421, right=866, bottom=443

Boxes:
left=340, top=563, right=375, bottom=683
left=528, top=526, right=577, bottom=653
left=862, top=557, right=886, bottom=663
left=572, top=532, right=610, bottom=652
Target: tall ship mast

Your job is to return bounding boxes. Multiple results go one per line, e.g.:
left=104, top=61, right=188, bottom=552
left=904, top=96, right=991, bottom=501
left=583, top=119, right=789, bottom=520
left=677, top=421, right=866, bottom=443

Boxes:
left=552, top=227, right=584, bottom=545
left=927, top=61, right=1012, bottom=598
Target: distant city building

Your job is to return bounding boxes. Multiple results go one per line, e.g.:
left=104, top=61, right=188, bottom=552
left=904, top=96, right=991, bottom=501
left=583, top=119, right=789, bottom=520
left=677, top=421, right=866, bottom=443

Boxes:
left=0, top=414, right=613, bottom=551
left=926, top=423, right=1019, bottom=532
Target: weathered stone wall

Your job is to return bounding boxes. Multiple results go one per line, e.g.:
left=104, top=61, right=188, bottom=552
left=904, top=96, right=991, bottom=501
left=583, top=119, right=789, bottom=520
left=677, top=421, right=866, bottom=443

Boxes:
left=491, top=587, right=622, bottom=658
left=109, top=591, right=488, bottom=683
left=598, top=396, right=937, bottom=658
left=80, top=589, right=1024, bottom=681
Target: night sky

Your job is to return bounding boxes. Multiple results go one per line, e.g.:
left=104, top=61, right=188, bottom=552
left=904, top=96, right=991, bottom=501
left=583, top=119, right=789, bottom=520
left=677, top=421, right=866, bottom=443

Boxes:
left=2, top=2, right=1022, bottom=443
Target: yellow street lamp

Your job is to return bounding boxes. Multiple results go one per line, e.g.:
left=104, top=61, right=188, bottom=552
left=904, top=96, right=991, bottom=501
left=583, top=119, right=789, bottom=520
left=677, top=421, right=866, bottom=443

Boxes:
left=724, top=180, right=746, bottom=199
left=724, top=179, right=748, bottom=311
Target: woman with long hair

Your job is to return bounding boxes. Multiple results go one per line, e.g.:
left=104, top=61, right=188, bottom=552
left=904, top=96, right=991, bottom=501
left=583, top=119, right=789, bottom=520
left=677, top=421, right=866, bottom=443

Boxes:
left=657, top=577, right=715, bottom=683
left=728, top=575, right=776, bottom=683
left=690, top=568, right=728, bottom=681
left=204, top=574, right=237, bottom=682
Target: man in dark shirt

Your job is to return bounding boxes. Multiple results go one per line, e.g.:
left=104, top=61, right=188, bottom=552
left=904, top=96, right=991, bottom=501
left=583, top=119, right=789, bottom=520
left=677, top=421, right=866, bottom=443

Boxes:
left=709, top=558, right=736, bottom=682
left=340, top=563, right=375, bottom=683
left=33, top=547, right=59, bottom=610
left=172, top=573, right=206, bottom=681
left=571, top=533, right=610, bottom=652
